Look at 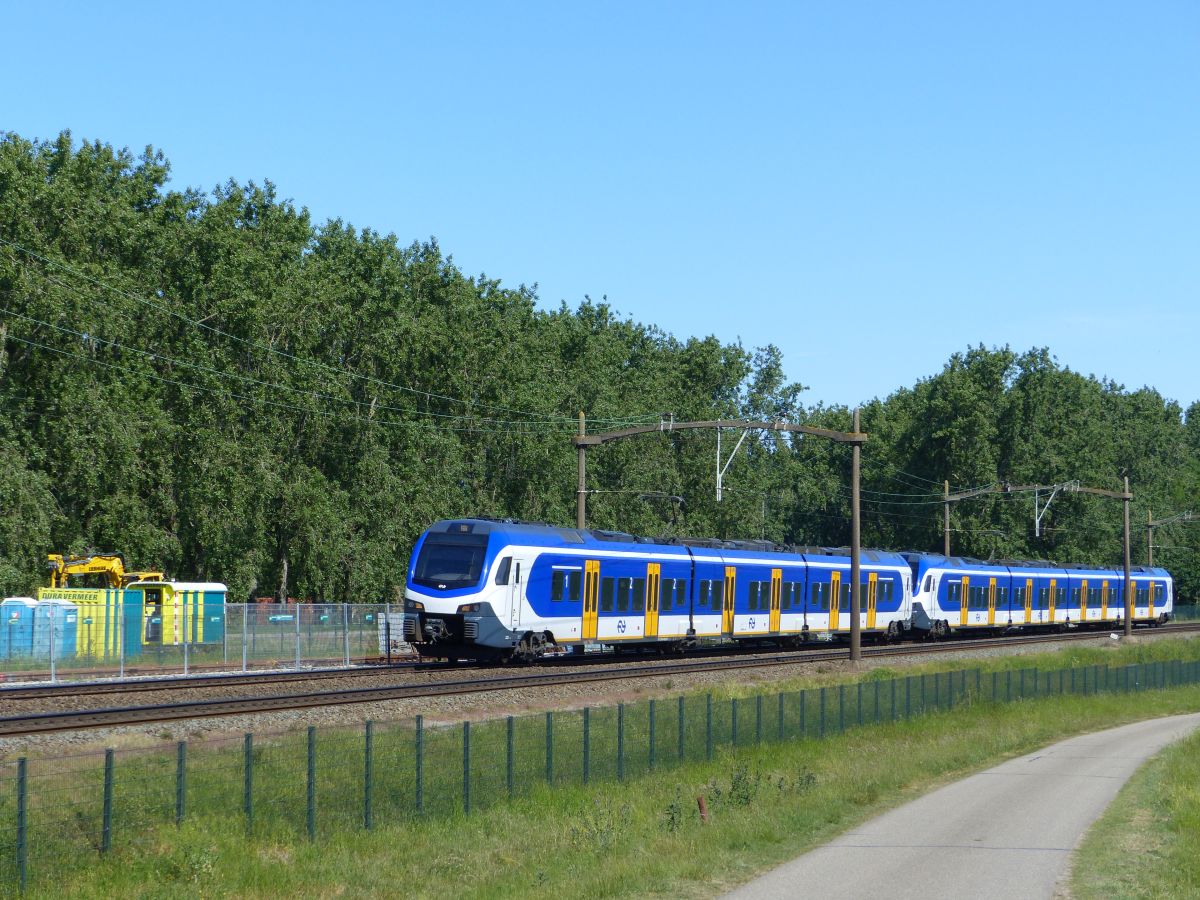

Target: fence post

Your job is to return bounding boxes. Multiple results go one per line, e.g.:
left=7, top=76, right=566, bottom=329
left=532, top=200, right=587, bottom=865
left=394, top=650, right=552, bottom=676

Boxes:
left=364, top=721, right=374, bottom=830
left=545, top=711, right=554, bottom=783
left=874, top=680, right=880, bottom=723
left=890, top=679, right=896, bottom=722
left=583, top=707, right=591, bottom=784
left=857, top=682, right=863, bottom=726
left=617, top=703, right=626, bottom=781
left=648, top=700, right=657, bottom=770
left=801, top=689, right=807, bottom=737
left=242, top=604, right=249, bottom=672
left=755, top=694, right=763, bottom=743
left=102, top=749, right=114, bottom=853
left=678, top=696, right=686, bottom=762
left=119, top=602, right=126, bottom=679
left=415, top=716, right=424, bottom=813
left=243, top=733, right=254, bottom=831
left=820, top=687, right=827, bottom=738
left=306, top=727, right=316, bottom=840
left=507, top=716, right=515, bottom=797
left=706, top=694, right=713, bottom=760
left=48, top=608, right=56, bottom=683
left=343, top=604, right=351, bottom=667
left=778, top=692, right=786, bottom=740
left=295, top=610, right=302, bottom=669
left=183, top=628, right=189, bottom=676
left=905, top=677, right=911, bottom=718
left=731, top=697, right=739, bottom=747
left=838, top=684, right=845, bottom=732
left=16, top=757, right=27, bottom=893
left=175, top=741, right=187, bottom=826
left=463, top=721, right=471, bottom=815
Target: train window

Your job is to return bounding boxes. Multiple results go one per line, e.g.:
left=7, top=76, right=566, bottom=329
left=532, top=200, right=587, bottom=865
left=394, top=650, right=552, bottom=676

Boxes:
left=781, top=583, right=792, bottom=611
left=713, top=581, right=725, bottom=611
left=695, top=581, right=707, bottom=609
left=841, top=583, right=851, bottom=612
left=675, top=580, right=687, bottom=608
left=633, top=578, right=646, bottom=612
left=551, top=571, right=564, bottom=601
left=495, top=558, right=512, bottom=586
left=661, top=581, right=673, bottom=612
left=600, top=578, right=615, bottom=613
left=617, top=579, right=632, bottom=612
left=810, top=582, right=824, bottom=612
left=998, top=587, right=1008, bottom=607
left=948, top=583, right=961, bottom=606
left=568, top=572, right=582, bottom=602
left=923, top=575, right=933, bottom=593
left=879, top=581, right=891, bottom=606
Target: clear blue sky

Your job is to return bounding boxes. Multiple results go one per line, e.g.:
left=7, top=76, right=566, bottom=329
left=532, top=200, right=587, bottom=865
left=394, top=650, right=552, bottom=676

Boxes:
left=6, top=2, right=1198, bottom=409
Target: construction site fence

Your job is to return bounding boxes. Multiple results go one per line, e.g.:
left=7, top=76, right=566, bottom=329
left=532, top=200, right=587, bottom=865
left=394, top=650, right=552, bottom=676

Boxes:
left=0, top=603, right=408, bottom=683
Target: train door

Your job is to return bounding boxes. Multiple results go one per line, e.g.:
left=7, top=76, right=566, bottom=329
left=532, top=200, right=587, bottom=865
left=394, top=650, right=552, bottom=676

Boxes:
left=1048, top=579, right=1057, bottom=624
left=143, top=587, right=163, bottom=643
left=1024, top=579, right=1033, bottom=624
left=988, top=578, right=996, bottom=626
left=507, top=557, right=532, bottom=630
left=1148, top=581, right=1156, bottom=619
left=1101, top=581, right=1109, bottom=619
left=645, top=563, right=661, bottom=638
left=1080, top=579, right=1088, bottom=622
left=723, top=567, right=737, bottom=636
left=830, top=571, right=842, bottom=631
left=960, top=576, right=970, bottom=627
left=582, top=560, right=600, bottom=640
left=769, top=569, right=782, bottom=633
left=866, top=572, right=877, bottom=629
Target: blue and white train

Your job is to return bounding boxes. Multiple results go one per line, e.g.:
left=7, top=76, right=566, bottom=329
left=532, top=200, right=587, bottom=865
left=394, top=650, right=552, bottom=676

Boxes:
left=906, top=553, right=1173, bottom=637
left=401, top=519, right=1174, bottom=661
left=403, top=519, right=913, bottom=660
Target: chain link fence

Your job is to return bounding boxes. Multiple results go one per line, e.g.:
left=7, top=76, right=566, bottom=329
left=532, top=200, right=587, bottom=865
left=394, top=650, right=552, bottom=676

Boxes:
left=2, top=655, right=1199, bottom=892
left=0, top=604, right=408, bottom=684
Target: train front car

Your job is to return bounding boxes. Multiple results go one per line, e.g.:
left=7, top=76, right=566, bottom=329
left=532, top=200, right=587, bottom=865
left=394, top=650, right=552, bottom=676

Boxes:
left=406, top=520, right=709, bottom=661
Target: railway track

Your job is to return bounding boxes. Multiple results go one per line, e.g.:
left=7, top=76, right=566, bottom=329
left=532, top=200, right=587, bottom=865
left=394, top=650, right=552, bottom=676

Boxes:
left=2, top=623, right=1197, bottom=736
left=0, top=661, right=425, bottom=699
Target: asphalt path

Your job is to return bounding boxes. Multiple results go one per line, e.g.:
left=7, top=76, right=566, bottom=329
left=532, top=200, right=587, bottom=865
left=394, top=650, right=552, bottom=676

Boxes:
left=724, top=712, right=1200, bottom=900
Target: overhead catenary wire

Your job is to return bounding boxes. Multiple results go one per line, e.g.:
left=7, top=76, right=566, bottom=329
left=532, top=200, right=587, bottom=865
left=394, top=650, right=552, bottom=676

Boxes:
left=0, top=307, right=651, bottom=430
left=1, top=332, right=601, bottom=436
left=0, top=237, right=655, bottom=428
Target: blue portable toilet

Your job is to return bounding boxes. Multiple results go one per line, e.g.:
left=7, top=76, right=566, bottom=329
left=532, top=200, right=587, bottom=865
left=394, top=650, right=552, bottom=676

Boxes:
left=0, top=598, right=37, bottom=660
left=33, top=599, right=79, bottom=660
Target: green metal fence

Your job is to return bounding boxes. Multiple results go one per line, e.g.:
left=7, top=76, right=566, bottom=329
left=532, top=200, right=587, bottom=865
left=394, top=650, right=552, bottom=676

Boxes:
left=2, top=656, right=1199, bottom=893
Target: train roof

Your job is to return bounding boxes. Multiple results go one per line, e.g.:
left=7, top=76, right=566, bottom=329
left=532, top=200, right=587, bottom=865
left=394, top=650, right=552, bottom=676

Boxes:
left=427, top=519, right=908, bottom=564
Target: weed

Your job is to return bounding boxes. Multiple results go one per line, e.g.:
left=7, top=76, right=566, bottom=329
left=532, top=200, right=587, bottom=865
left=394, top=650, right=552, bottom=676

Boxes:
left=569, top=796, right=628, bottom=849
left=663, top=788, right=683, bottom=833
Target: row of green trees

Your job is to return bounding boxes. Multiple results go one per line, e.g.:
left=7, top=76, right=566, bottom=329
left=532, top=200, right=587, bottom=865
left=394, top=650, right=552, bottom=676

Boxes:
left=1, top=132, right=1197, bottom=601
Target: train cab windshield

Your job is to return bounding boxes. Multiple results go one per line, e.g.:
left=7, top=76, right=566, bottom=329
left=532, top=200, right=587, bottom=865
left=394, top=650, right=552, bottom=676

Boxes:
left=412, top=533, right=490, bottom=590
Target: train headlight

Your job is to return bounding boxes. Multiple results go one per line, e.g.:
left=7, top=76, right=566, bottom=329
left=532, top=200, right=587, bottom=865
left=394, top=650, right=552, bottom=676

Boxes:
left=457, top=603, right=481, bottom=614
left=405, top=599, right=424, bottom=612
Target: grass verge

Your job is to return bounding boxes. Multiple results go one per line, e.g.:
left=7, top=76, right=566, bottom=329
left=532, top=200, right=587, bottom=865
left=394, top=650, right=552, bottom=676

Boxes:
left=1071, top=723, right=1200, bottom=898
left=39, top=680, right=1200, bottom=899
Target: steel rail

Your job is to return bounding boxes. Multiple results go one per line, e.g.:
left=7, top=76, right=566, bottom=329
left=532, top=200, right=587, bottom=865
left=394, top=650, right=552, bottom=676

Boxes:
left=2, top=624, right=1197, bottom=736
left=0, top=662, right=426, bottom=699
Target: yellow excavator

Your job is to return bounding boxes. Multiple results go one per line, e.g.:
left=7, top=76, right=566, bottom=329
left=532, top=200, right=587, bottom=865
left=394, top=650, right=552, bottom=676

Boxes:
left=46, top=553, right=165, bottom=589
